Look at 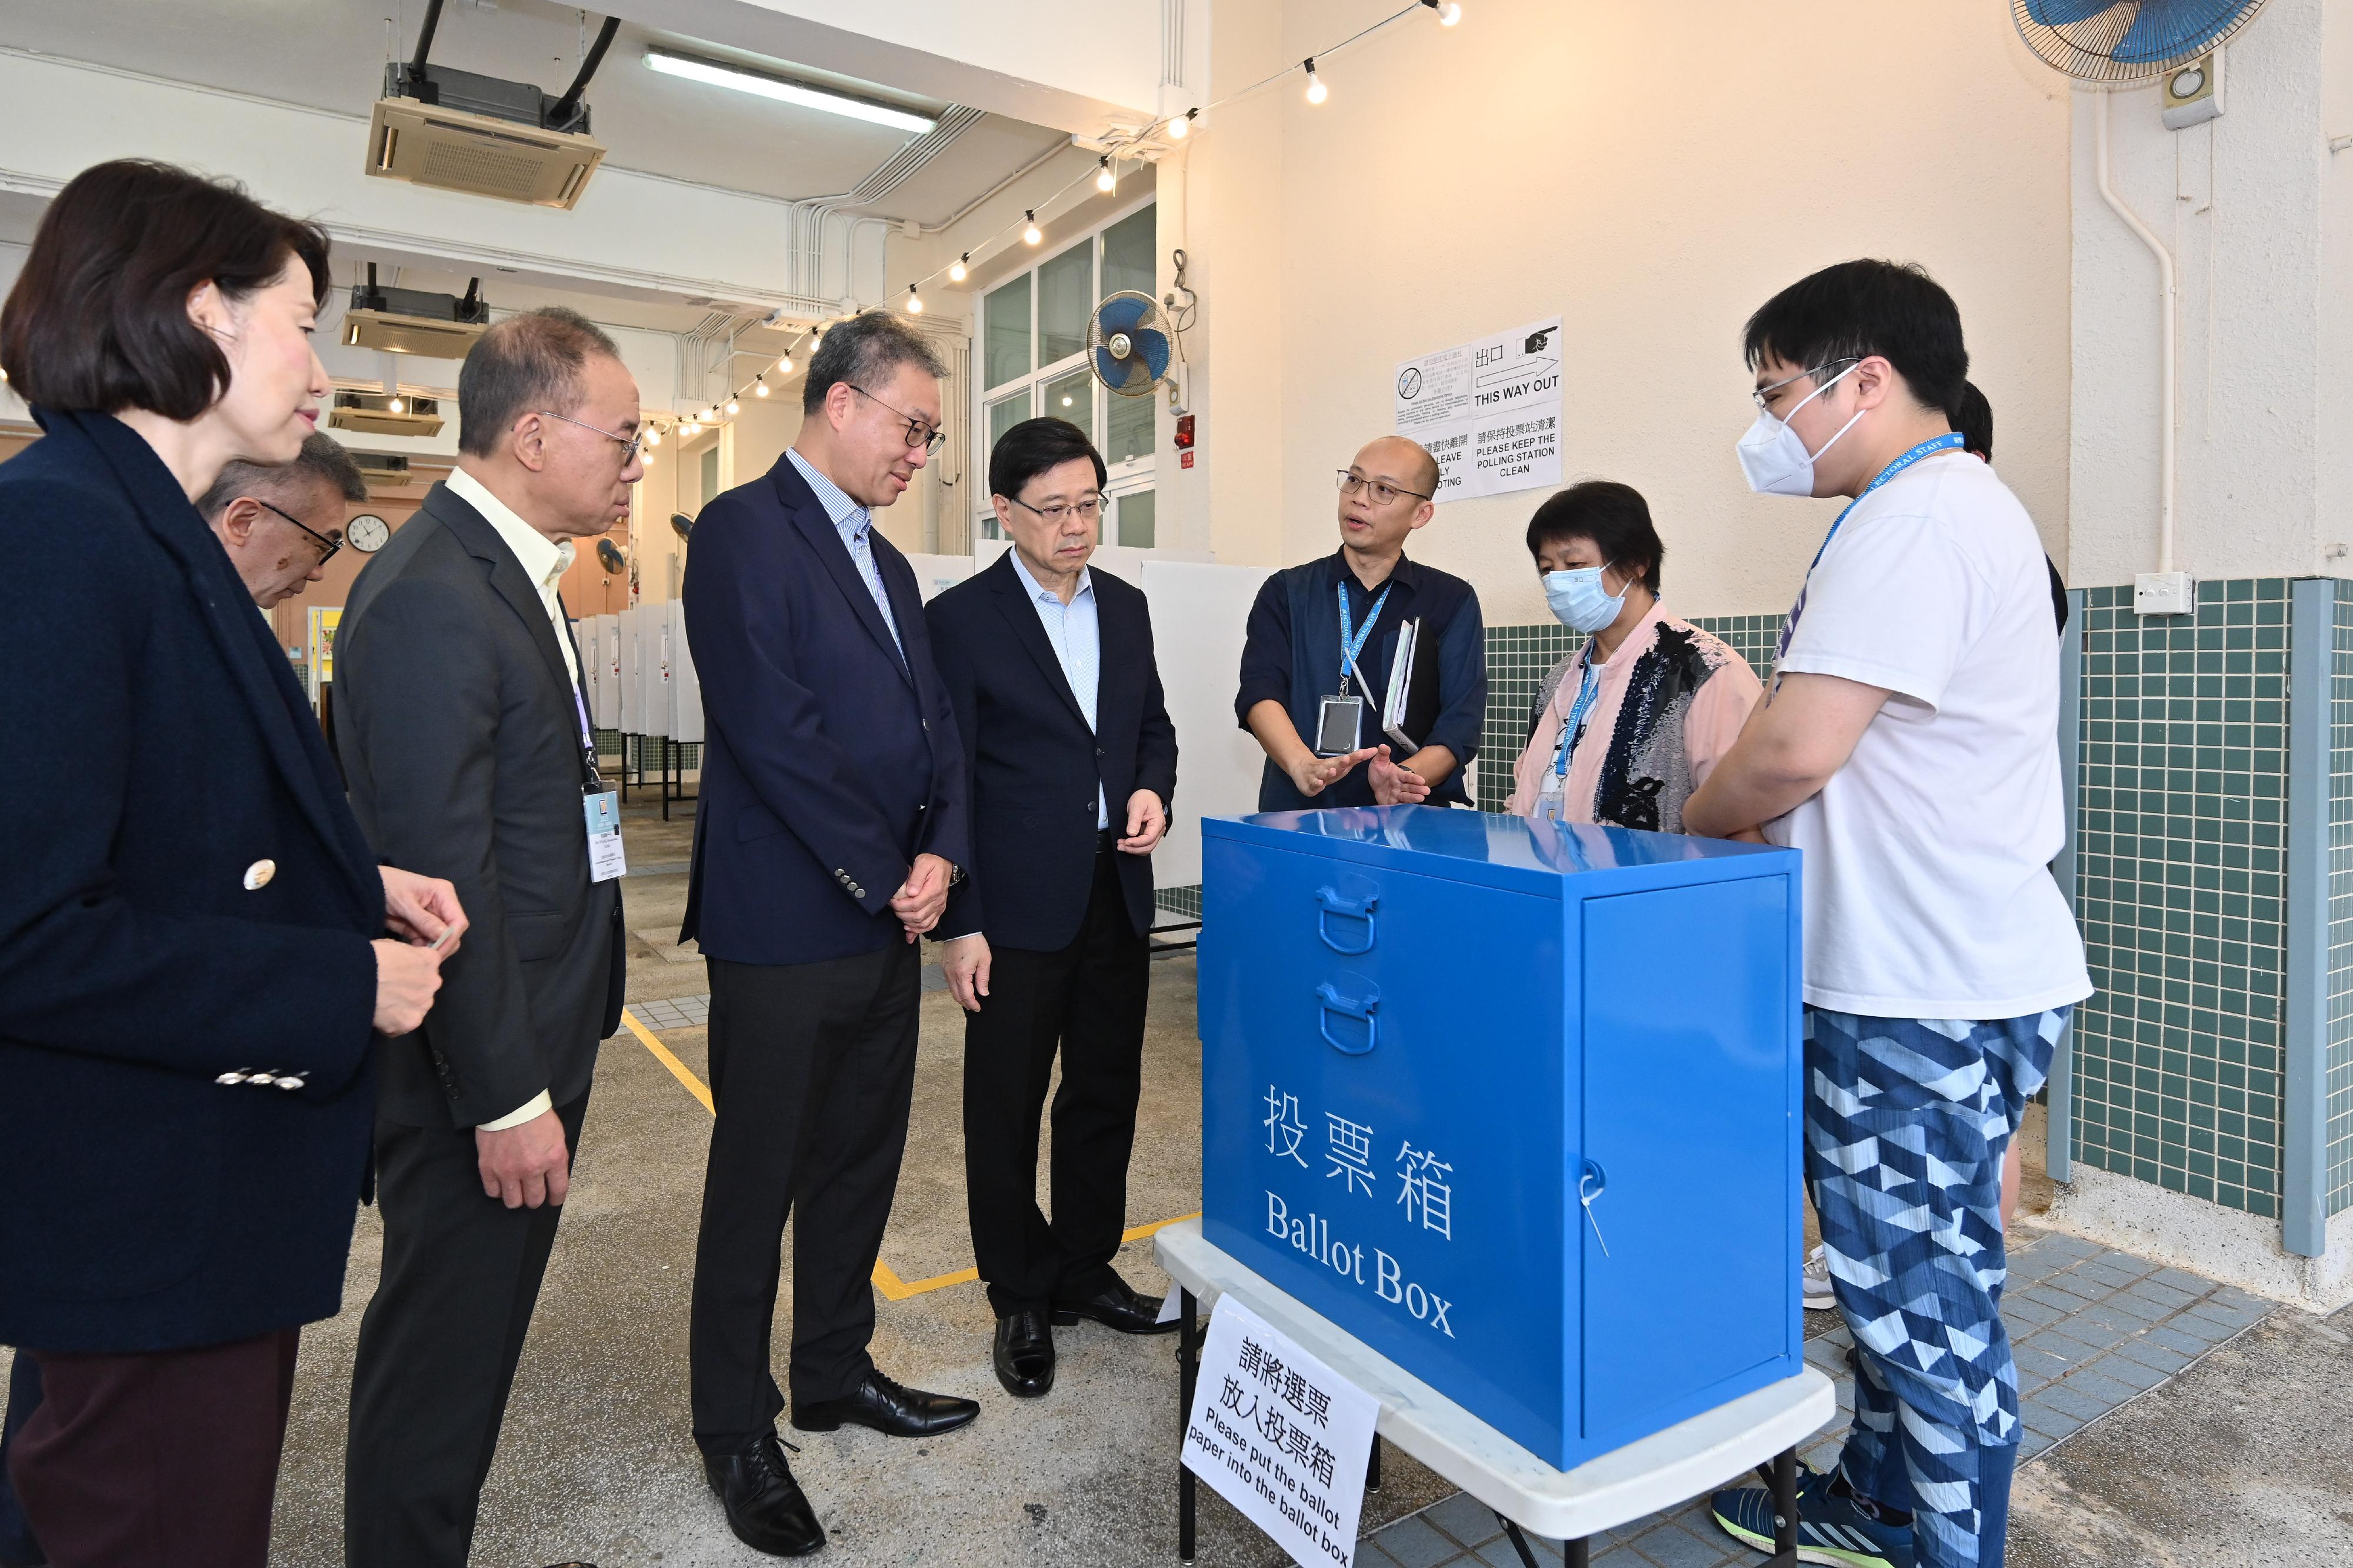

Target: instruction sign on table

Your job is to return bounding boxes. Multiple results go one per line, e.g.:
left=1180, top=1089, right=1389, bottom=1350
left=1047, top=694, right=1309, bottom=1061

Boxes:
left=1182, top=1296, right=1379, bottom=1567
left=1394, top=315, right=1562, bottom=501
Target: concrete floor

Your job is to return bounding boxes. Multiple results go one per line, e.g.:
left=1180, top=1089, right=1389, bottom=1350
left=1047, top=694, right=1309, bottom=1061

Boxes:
left=0, top=799, right=2324, bottom=1566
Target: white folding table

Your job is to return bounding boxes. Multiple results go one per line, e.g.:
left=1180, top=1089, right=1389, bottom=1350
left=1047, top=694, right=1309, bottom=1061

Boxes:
left=1155, top=1219, right=1834, bottom=1567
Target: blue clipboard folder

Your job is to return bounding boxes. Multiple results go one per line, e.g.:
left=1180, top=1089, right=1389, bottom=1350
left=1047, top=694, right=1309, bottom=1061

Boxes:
left=1199, top=805, right=1804, bottom=1472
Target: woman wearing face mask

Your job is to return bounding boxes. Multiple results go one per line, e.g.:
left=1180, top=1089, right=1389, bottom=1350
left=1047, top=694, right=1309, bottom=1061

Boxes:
left=1504, top=481, right=1761, bottom=832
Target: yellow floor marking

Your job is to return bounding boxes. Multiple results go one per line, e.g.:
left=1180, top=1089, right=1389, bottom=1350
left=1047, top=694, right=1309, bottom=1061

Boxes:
left=620, top=1007, right=713, bottom=1113
left=625, top=1007, right=1198, bottom=1303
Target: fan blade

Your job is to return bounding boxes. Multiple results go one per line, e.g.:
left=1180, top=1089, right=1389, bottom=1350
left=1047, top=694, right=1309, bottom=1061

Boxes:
left=1096, top=295, right=1153, bottom=334
left=2115, top=0, right=2255, bottom=63
left=1134, top=328, right=1173, bottom=380
left=2022, top=0, right=2122, bottom=23
left=1095, top=345, right=1129, bottom=386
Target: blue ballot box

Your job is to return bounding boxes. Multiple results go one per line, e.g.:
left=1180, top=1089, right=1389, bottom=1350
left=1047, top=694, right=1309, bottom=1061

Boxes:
left=1199, top=805, right=1803, bottom=1472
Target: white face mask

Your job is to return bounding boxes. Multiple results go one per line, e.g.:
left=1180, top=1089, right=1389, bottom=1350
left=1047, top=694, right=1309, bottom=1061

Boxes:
left=1737, top=361, right=1864, bottom=497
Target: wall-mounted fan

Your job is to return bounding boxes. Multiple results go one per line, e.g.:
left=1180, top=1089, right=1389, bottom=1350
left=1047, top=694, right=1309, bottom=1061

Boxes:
left=1086, top=291, right=1176, bottom=404
left=669, top=512, right=695, bottom=542
left=2013, top=1, right=2268, bottom=84
left=596, top=538, right=625, bottom=573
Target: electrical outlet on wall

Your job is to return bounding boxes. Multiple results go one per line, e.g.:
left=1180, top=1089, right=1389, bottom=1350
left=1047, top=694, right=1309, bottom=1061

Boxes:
left=2135, top=571, right=2196, bottom=616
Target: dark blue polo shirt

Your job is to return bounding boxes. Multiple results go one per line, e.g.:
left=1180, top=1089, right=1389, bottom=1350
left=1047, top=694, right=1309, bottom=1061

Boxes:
left=1235, top=549, right=1487, bottom=810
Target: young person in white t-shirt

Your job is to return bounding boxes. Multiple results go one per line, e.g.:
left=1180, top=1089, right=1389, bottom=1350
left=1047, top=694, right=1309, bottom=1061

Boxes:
left=1688, top=261, right=2091, bottom=1568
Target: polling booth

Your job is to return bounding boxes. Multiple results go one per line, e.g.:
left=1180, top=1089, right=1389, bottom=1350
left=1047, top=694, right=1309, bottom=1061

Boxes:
left=1168, top=805, right=1824, bottom=1560
left=652, top=598, right=701, bottom=820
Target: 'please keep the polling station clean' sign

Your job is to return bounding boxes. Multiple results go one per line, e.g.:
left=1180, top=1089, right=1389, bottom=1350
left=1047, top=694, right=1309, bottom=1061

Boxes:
left=1183, top=1296, right=1380, bottom=1568
left=1393, top=315, right=1562, bottom=502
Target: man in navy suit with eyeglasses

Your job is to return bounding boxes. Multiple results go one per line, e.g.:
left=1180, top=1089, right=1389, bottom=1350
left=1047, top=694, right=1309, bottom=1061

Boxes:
left=679, top=311, right=976, bottom=1559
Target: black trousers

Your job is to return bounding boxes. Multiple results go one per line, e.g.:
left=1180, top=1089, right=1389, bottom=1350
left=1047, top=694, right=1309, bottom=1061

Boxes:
left=691, top=940, right=921, bottom=1453
left=10, top=1329, right=299, bottom=1568
left=0, top=1352, right=42, bottom=1567
left=344, top=1092, right=589, bottom=1568
left=964, top=846, right=1151, bottom=1317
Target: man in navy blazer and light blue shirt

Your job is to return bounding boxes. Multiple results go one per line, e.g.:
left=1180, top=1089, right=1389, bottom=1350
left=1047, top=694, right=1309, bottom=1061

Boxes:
left=680, top=311, right=976, bottom=1559
left=925, top=418, right=1179, bottom=1406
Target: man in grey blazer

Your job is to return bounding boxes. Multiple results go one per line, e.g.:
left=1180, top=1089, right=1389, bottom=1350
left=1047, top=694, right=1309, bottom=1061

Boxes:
left=334, top=308, right=636, bottom=1567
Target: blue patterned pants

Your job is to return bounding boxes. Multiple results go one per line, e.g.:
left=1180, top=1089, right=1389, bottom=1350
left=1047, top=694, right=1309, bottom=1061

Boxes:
left=1805, top=1007, right=2068, bottom=1568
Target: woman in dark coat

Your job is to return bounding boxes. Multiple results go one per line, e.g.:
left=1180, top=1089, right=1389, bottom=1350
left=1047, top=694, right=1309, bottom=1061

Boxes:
left=0, top=159, right=465, bottom=1566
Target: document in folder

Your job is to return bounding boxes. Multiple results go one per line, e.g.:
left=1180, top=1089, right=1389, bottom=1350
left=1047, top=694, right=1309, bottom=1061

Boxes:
left=1381, top=616, right=1441, bottom=753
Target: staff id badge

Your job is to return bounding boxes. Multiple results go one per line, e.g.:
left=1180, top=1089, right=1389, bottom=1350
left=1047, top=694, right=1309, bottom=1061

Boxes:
left=584, top=789, right=626, bottom=882
left=1315, top=694, right=1365, bottom=757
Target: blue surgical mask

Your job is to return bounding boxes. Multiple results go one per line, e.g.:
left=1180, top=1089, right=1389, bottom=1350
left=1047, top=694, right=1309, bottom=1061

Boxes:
left=1544, top=566, right=1625, bottom=635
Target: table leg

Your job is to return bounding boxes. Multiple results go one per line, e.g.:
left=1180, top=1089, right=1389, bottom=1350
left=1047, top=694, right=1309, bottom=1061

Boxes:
left=1496, top=1515, right=1544, bottom=1568
left=1771, top=1444, right=1798, bottom=1566
left=1367, top=1436, right=1381, bottom=1493
left=1178, top=1289, right=1198, bottom=1564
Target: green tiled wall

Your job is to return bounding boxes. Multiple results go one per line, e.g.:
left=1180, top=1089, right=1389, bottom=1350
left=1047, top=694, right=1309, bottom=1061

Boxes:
left=2074, top=581, right=2289, bottom=1216
left=2328, top=582, right=2353, bottom=1213
left=1475, top=615, right=1780, bottom=812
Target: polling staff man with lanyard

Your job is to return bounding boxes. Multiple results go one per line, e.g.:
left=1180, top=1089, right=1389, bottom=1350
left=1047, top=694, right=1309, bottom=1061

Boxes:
left=1687, top=261, right=2089, bottom=1568
left=1236, top=435, right=1487, bottom=810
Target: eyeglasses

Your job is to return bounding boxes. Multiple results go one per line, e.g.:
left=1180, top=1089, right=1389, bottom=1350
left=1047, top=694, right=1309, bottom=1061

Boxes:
left=1752, top=358, right=1859, bottom=411
left=849, top=384, right=946, bottom=455
left=1007, top=493, right=1104, bottom=526
left=537, top=409, right=645, bottom=465
left=251, top=498, right=342, bottom=566
left=1336, top=469, right=1431, bottom=507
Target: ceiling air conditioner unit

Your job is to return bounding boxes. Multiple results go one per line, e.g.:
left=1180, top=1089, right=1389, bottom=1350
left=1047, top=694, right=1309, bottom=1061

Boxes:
left=329, top=391, right=446, bottom=438
left=349, top=451, right=417, bottom=496
left=342, top=268, right=491, bottom=358
left=366, top=6, right=615, bottom=209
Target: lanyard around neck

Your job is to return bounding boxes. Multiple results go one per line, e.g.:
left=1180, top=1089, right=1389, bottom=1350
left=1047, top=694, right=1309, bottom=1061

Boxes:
left=1337, top=578, right=1393, bottom=696
left=1777, top=433, right=1965, bottom=660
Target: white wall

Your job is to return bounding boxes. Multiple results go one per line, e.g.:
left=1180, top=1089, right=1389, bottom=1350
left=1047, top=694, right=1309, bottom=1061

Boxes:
left=1164, top=0, right=2075, bottom=625
left=2070, top=0, right=2342, bottom=586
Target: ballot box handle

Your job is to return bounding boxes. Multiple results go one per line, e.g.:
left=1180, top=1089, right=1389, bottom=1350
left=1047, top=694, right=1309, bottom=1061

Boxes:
left=1315, top=886, right=1379, bottom=955
left=1315, top=982, right=1380, bottom=1055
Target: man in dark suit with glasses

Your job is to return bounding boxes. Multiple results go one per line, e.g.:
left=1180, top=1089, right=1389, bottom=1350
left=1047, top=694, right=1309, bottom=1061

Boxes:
left=925, top=417, right=1181, bottom=1401
left=680, top=310, right=977, bottom=1558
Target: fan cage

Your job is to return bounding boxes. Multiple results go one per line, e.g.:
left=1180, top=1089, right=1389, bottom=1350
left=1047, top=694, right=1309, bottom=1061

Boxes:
left=2011, top=1, right=2268, bottom=84
left=1086, top=291, right=1172, bottom=398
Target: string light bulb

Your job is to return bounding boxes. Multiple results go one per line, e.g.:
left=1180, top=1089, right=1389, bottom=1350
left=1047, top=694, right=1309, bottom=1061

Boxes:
left=776, top=353, right=793, bottom=376
left=1168, top=108, right=1196, bottom=140
left=906, top=283, right=924, bottom=314
left=948, top=252, right=969, bottom=283
left=753, top=375, right=769, bottom=398
left=644, top=426, right=661, bottom=448
left=702, top=406, right=718, bottom=423
left=1096, top=156, right=1116, bottom=193
left=811, top=323, right=824, bottom=341
left=1304, top=59, right=1327, bottom=104
left=1425, top=0, right=1462, bottom=22
left=1022, top=210, right=1042, bottom=245
left=386, top=395, right=405, bottom=413
left=725, top=398, right=740, bottom=416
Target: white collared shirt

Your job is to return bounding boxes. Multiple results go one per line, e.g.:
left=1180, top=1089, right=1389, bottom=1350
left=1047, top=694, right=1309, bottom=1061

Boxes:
left=445, top=466, right=579, bottom=1133
left=1006, top=548, right=1108, bottom=831
left=448, top=468, right=579, bottom=685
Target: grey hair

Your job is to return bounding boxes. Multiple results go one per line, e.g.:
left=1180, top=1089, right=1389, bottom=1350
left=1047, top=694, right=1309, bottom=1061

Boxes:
left=801, top=311, right=946, bottom=415
left=458, top=306, right=622, bottom=458
left=196, top=431, right=369, bottom=522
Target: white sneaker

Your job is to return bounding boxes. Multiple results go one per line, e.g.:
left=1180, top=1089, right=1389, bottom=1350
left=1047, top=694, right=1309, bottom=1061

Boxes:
left=1801, top=1245, right=1836, bottom=1310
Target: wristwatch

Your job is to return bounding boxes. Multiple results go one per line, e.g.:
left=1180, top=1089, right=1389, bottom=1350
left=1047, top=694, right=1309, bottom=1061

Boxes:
left=947, top=862, right=965, bottom=886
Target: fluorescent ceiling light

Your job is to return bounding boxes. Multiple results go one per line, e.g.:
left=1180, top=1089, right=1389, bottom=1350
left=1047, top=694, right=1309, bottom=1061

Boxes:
left=644, top=49, right=936, bottom=134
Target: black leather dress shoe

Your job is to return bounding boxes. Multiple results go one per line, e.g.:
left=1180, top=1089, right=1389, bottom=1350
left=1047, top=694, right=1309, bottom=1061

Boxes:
left=791, top=1368, right=980, bottom=1437
left=703, top=1432, right=825, bottom=1557
left=992, top=1308, right=1056, bottom=1398
left=1053, top=1276, right=1178, bottom=1335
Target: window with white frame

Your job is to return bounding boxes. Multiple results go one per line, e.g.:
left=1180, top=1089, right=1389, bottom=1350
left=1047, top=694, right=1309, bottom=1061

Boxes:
left=975, top=200, right=1158, bottom=547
